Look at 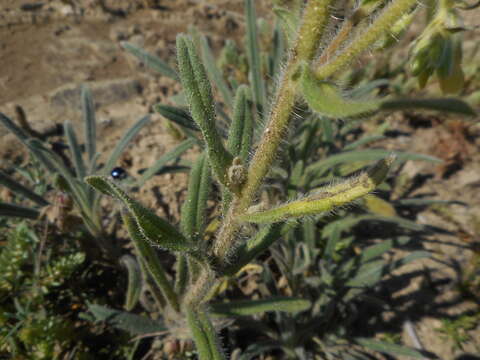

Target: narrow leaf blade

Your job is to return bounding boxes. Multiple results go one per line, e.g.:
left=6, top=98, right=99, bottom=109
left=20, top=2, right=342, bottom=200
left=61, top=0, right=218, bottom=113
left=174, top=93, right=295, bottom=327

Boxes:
left=121, top=42, right=179, bottom=81
left=135, top=138, right=196, bottom=187
left=89, top=304, right=166, bottom=335
left=0, top=170, right=49, bottom=207
left=154, top=104, right=199, bottom=131
left=210, top=297, right=311, bottom=317
left=64, top=121, right=86, bottom=179
left=355, top=338, right=431, bottom=358
left=381, top=98, right=476, bottom=116
left=245, top=0, right=267, bottom=115
left=103, top=115, right=150, bottom=175
left=81, top=85, right=96, bottom=164
left=86, top=175, right=191, bottom=252
left=0, top=202, right=39, bottom=219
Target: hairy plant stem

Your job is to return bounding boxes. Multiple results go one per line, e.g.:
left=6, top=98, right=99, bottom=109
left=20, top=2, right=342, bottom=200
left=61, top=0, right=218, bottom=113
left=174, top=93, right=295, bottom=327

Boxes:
left=316, top=18, right=355, bottom=66
left=212, top=0, right=333, bottom=267
left=315, top=0, right=418, bottom=79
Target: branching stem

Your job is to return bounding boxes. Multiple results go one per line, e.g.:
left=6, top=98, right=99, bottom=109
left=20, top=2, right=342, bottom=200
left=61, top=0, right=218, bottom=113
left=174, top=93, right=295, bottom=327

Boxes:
left=212, top=0, right=333, bottom=267
left=315, top=0, right=418, bottom=79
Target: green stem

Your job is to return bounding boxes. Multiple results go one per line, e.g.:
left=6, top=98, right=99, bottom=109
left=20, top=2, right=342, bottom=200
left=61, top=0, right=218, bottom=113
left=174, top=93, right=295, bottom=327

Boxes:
left=212, top=0, right=333, bottom=264
left=315, top=0, right=418, bottom=79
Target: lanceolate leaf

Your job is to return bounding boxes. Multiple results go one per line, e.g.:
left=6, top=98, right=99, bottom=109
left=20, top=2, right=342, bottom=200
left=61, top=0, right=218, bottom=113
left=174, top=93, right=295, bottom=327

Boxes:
left=345, top=260, right=385, bottom=287
left=0, top=112, right=29, bottom=143
left=355, top=338, right=431, bottom=358
left=89, top=304, right=166, bottom=336
left=0, top=202, right=40, bottom=219
left=0, top=113, right=56, bottom=172
left=380, top=97, right=476, bottom=116
left=301, top=65, right=476, bottom=118
left=121, top=255, right=143, bottom=311
left=103, top=115, right=150, bottom=175
left=227, top=85, right=254, bottom=161
left=122, top=213, right=180, bottom=312
left=273, top=6, right=299, bottom=46
left=301, top=66, right=380, bottom=118
left=154, top=104, right=199, bottom=131
left=121, top=42, right=179, bottom=81
left=86, top=175, right=191, bottom=253
left=200, top=35, right=234, bottom=108
left=0, top=170, right=49, bottom=207
left=135, top=138, right=196, bottom=188
left=241, top=156, right=395, bottom=224
left=187, top=308, right=226, bottom=360
left=81, top=85, right=96, bottom=164
left=180, top=153, right=211, bottom=241
left=64, top=121, right=86, bottom=179
left=210, top=297, right=311, bottom=316
left=306, top=149, right=441, bottom=178
left=245, top=0, right=266, bottom=114
left=176, top=35, right=233, bottom=187
left=28, top=139, right=91, bottom=216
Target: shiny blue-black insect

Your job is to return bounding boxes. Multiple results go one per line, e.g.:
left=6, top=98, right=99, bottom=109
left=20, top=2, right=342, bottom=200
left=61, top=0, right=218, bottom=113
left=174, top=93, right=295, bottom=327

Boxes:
left=110, top=167, right=127, bottom=180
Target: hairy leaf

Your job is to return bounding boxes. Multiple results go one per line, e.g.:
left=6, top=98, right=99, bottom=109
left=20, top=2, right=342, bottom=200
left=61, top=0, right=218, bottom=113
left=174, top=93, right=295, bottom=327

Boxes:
left=210, top=297, right=311, bottom=316
left=121, top=42, right=179, bottom=81
left=89, top=304, right=165, bottom=335
left=86, top=175, right=191, bottom=252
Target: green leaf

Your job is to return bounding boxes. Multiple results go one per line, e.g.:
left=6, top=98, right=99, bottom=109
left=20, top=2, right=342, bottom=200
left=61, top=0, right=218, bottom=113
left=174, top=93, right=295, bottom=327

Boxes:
left=245, top=0, right=267, bottom=115
left=0, top=113, right=56, bottom=172
left=360, top=239, right=394, bottom=264
left=103, top=115, right=150, bottom=175
left=302, top=65, right=476, bottom=118
left=86, top=175, right=191, bottom=253
left=222, top=86, right=253, bottom=210
left=81, top=85, right=96, bottom=165
left=241, top=156, right=395, bottom=224
left=186, top=308, right=226, bottom=360
left=121, top=255, right=143, bottom=312
left=135, top=138, right=196, bottom=187
left=28, top=139, right=91, bottom=216
left=121, top=42, right=179, bottom=81
left=270, top=24, right=286, bottom=80
left=391, top=250, right=431, bottom=270
left=0, top=112, right=29, bottom=143
left=176, top=35, right=233, bottom=187
left=122, top=213, right=179, bottom=312
left=306, top=149, right=441, bottom=177
left=181, top=153, right=211, bottom=242
left=301, top=66, right=380, bottom=118
left=0, top=170, right=49, bottom=207
left=355, top=338, right=430, bottom=358
left=346, top=260, right=385, bottom=287
left=381, top=97, right=476, bottom=116
left=88, top=304, right=166, bottom=335
left=200, top=35, right=234, bottom=108
left=64, top=121, right=86, bottom=179
left=210, top=297, right=311, bottom=316
left=344, top=135, right=385, bottom=150
left=227, top=85, right=253, bottom=161
left=0, top=202, right=39, bottom=219
left=273, top=6, right=299, bottom=46
left=154, top=104, right=199, bottom=131
left=324, top=222, right=341, bottom=258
